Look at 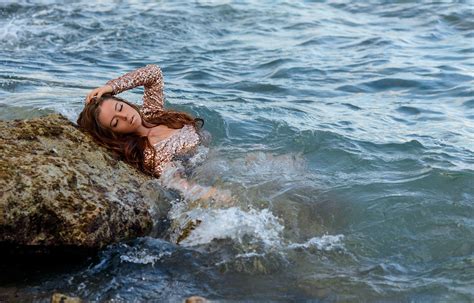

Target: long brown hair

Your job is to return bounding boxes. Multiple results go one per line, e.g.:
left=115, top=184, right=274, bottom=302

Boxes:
left=76, top=94, right=204, bottom=176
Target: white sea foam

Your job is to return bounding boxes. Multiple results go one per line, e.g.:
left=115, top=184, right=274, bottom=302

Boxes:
left=120, top=249, right=172, bottom=266
left=287, top=234, right=345, bottom=251
left=0, top=15, right=49, bottom=51
left=235, top=251, right=266, bottom=259
left=54, top=104, right=81, bottom=122
left=176, top=207, right=284, bottom=248
left=186, top=145, right=210, bottom=168
left=0, top=17, right=21, bottom=43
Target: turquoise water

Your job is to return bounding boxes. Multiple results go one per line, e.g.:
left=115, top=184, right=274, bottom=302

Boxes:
left=1, top=0, right=473, bottom=302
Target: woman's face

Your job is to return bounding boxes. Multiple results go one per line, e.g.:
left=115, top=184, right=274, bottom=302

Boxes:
left=97, top=99, right=143, bottom=134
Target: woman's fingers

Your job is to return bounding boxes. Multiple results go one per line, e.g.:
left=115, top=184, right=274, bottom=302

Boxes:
left=85, top=88, right=103, bottom=104
left=85, top=88, right=99, bottom=104
left=96, top=88, right=106, bottom=100
left=85, top=85, right=113, bottom=104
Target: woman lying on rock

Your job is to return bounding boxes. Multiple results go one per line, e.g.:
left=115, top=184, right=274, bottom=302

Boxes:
left=77, top=64, right=232, bottom=203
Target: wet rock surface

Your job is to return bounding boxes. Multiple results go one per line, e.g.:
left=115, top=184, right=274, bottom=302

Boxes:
left=0, top=114, right=156, bottom=249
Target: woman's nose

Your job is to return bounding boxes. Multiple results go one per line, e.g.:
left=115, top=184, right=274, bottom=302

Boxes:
left=117, top=113, right=128, bottom=121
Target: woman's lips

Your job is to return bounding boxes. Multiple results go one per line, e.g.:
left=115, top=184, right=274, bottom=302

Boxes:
left=130, top=115, right=134, bottom=124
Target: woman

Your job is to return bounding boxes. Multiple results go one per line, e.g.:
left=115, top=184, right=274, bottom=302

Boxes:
left=77, top=64, right=231, bottom=203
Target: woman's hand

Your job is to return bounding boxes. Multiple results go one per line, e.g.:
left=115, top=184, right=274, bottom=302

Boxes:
left=85, top=85, right=114, bottom=104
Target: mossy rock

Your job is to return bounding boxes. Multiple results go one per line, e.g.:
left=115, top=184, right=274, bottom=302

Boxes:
left=0, top=114, right=157, bottom=249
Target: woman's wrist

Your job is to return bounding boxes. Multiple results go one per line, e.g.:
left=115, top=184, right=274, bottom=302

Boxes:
left=104, top=81, right=117, bottom=95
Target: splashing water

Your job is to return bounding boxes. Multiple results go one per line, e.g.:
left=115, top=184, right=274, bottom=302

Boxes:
left=287, top=234, right=345, bottom=252
left=174, top=207, right=285, bottom=248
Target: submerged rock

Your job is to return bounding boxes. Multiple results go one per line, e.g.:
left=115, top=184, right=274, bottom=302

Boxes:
left=0, top=114, right=155, bottom=250
left=51, top=293, right=82, bottom=303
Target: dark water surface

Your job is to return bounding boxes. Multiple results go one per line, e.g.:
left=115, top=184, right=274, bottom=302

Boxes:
left=1, top=0, right=473, bottom=302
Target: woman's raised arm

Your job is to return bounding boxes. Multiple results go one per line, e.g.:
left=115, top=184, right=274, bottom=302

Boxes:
left=85, top=64, right=165, bottom=115
left=105, top=64, right=164, bottom=114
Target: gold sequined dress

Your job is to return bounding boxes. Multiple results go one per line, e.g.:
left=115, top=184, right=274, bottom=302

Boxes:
left=106, top=64, right=210, bottom=178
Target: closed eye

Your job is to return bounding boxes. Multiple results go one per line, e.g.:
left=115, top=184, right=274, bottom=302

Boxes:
left=111, top=102, right=123, bottom=127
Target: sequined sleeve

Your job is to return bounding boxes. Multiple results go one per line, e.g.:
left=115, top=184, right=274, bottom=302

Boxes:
left=106, top=64, right=164, bottom=115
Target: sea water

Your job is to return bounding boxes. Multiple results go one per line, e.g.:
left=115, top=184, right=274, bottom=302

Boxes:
left=0, top=0, right=473, bottom=302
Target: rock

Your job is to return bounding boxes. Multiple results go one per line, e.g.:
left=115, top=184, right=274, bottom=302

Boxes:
left=51, top=293, right=82, bottom=303
left=0, top=114, right=155, bottom=250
